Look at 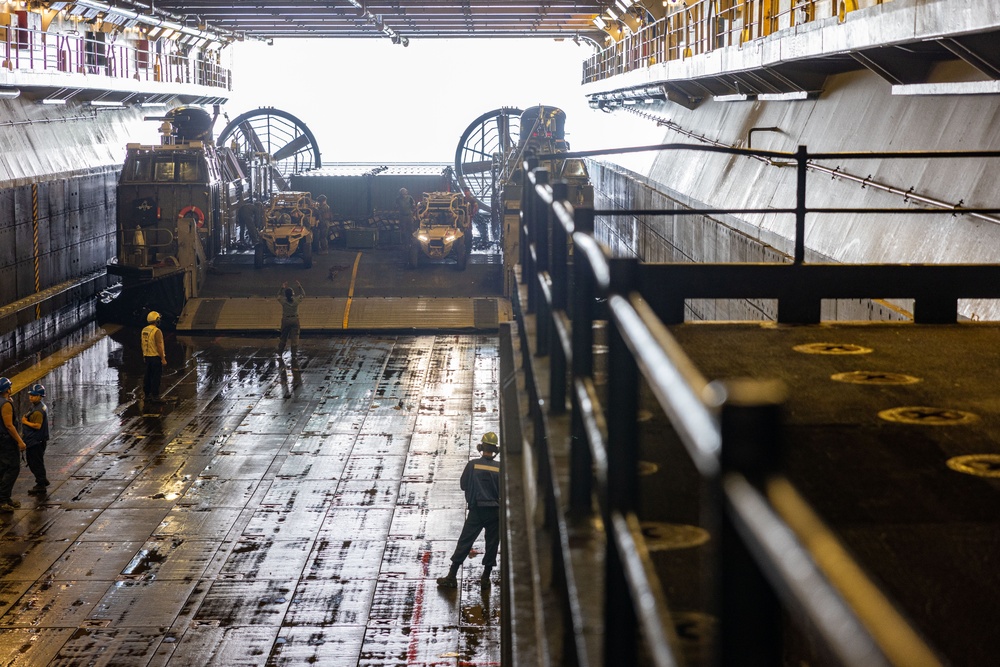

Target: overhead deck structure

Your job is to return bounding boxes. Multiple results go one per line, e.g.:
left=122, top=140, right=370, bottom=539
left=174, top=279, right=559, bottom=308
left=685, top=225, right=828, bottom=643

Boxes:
left=582, top=0, right=1000, bottom=106
left=152, top=0, right=609, bottom=41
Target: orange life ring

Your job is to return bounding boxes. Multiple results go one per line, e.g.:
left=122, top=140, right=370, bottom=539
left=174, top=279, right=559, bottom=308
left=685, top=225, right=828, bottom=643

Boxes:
left=178, top=205, right=206, bottom=227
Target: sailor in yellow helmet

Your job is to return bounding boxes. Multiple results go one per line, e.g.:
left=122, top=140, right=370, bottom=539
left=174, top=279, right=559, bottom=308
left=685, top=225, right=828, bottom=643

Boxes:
left=141, top=311, right=167, bottom=401
left=437, top=431, right=501, bottom=588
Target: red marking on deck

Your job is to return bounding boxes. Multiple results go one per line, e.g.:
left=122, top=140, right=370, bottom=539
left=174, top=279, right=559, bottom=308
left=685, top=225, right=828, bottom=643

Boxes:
left=407, top=549, right=433, bottom=663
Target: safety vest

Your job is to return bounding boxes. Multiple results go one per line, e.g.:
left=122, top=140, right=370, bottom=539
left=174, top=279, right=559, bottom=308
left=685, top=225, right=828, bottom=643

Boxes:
left=22, top=402, right=48, bottom=447
left=141, top=324, right=161, bottom=357
left=0, top=397, right=16, bottom=446
left=461, top=456, right=501, bottom=508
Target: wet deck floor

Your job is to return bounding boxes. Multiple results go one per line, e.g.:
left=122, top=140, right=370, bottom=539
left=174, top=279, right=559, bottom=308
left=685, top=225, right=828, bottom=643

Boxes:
left=0, top=325, right=501, bottom=666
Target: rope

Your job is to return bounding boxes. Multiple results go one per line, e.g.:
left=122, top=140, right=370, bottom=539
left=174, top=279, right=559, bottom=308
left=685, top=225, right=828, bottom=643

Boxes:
left=31, top=183, right=40, bottom=319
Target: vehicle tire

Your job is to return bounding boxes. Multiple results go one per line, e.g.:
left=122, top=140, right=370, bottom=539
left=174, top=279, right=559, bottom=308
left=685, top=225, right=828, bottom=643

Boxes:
left=302, top=239, right=313, bottom=269
left=409, top=242, right=419, bottom=269
left=456, top=238, right=467, bottom=270
left=254, top=243, right=264, bottom=269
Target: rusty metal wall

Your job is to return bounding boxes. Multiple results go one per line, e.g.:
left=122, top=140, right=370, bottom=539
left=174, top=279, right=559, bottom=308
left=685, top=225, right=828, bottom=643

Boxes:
left=0, top=97, right=147, bottom=371
left=0, top=169, right=118, bottom=371
left=0, top=170, right=116, bottom=301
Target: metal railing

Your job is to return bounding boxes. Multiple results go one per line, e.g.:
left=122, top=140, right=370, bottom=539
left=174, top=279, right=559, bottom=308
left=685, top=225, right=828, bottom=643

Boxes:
left=538, top=142, right=1000, bottom=324
left=121, top=226, right=177, bottom=268
left=504, top=141, right=1000, bottom=664
left=584, top=0, right=874, bottom=84
left=1, top=25, right=230, bottom=90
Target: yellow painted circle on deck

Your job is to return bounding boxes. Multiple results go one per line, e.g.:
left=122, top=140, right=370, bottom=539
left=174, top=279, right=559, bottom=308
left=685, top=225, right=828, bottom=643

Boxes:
left=878, top=406, right=980, bottom=425
left=638, top=461, right=659, bottom=476
left=946, top=454, right=1000, bottom=478
left=831, top=371, right=921, bottom=385
left=672, top=611, right=717, bottom=649
left=793, top=343, right=873, bottom=355
left=640, top=522, right=711, bottom=551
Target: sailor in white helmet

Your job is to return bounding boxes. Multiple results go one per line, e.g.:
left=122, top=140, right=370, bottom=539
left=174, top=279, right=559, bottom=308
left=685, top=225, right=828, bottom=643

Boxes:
left=141, top=311, right=167, bottom=400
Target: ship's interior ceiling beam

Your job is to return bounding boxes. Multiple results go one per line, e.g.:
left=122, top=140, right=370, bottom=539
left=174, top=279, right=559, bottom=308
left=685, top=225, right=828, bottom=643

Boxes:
left=152, top=0, right=608, bottom=41
left=730, top=70, right=785, bottom=96
left=636, top=0, right=665, bottom=21
left=850, top=46, right=939, bottom=87
left=594, top=61, right=831, bottom=108
left=66, top=0, right=244, bottom=46
left=756, top=65, right=828, bottom=95
left=695, top=76, right=742, bottom=97
left=939, top=35, right=1000, bottom=80
left=664, top=81, right=707, bottom=109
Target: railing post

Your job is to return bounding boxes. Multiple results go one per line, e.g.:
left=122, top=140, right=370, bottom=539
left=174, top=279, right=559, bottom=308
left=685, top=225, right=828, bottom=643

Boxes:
left=520, top=158, right=538, bottom=300
left=606, top=258, right=640, bottom=514
left=532, top=170, right=551, bottom=356
left=550, top=183, right=570, bottom=314
left=519, top=157, right=537, bottom=283
left=794, top=144, right=807, bottom=265
left=549, top=182, right=570, bottom=414
left=715, top=378, right=786, bottom=667
left=534, top=173, right=551, bottom=276
left=604, top=256, right=640, bottom=667
left=521, top=164, right=535, bottom=308
left=569, top=209, right=597, bottom=517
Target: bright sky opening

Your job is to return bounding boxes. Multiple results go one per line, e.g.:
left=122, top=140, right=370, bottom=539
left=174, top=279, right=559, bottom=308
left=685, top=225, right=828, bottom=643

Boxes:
left=223, top=37, right=649, bottom=166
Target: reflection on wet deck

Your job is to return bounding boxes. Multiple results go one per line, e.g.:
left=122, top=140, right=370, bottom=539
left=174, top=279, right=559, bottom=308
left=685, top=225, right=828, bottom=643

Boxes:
left=0, top=326, right=501, bottom=666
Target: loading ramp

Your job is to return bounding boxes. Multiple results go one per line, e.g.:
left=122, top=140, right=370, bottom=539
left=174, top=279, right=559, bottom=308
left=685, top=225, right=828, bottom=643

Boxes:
left=176, top=242, right=510, bottom=333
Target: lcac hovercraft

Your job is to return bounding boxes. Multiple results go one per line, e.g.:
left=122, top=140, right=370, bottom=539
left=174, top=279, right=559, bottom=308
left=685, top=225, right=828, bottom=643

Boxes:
left=99, top=106, right=323, bottom=326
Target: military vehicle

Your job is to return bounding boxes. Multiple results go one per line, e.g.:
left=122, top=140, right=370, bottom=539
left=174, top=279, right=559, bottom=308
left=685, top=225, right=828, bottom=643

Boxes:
left=409, top=191, right=470, bottom=270
left=101, top=106, right=250, bottom=324
left=98, top=106, right=323, bottom=326
left=256, top=191, right=315, bottom=269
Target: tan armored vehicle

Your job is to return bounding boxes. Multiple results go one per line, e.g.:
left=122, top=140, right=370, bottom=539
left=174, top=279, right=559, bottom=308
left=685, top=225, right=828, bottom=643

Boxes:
left=256, top=191, right=315, bottom=269
left=409, top=191, right=470, bottom=270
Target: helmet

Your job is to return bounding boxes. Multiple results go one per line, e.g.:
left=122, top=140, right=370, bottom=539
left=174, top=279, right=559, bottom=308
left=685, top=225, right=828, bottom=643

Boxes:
left=0, top=377, right=10, bottom=394
left=479, top=431, right=500, bottom=452
left=316, top=195, right=327, bottom=202
left=399, top=188, right=408, bottom=196
left=280, top=213, right=292, bottom=224
left=147, top=311, right=161, bottom=323
left=28, top=383, right=45, bottom=397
